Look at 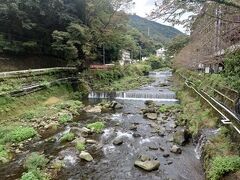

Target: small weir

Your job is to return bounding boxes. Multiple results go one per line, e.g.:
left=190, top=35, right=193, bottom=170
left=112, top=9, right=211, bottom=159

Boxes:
left=88, top=70, right=178, bottom=102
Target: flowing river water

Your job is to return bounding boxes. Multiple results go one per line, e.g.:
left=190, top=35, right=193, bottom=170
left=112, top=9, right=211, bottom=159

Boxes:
left=0, top=70, right=204, bottom=180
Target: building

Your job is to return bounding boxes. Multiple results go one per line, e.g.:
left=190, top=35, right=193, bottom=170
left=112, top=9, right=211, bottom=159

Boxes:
left=156, top=48, right=166, bottom=59
left=119, top=49, right=132, bottom=66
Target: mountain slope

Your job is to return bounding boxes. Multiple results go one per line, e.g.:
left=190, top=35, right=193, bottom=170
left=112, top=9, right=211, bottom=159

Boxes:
left=128, top=15, right=184, bottom=44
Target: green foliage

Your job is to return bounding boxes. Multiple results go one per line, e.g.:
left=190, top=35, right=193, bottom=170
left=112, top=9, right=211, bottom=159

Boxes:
left=129, top=15, right=183, bottom=44
left=58, top=113, right=73, bottom=124
left=158, top=104, right=181, bottom=113
left=60, top=132, right=75, bottom=142
left=87, top=122, right=105, bottom=133
left=208, top=156, right=240, bottom=180
left=55, top=100, right=83, bottom=115
left=21, top=169, right=49, bottom=180
left=3, top=127, right=37, bottom=143
left=24, top=152, right=48, bottom=170
left=224, top=52, right=240, bottom=92
left=147, top=55, right=166, bottom=70
left=88, top=63, right=153, bottom=91
left=76, top=141, right=86, bottom=152
left=0, top=145, right=10, bottom=163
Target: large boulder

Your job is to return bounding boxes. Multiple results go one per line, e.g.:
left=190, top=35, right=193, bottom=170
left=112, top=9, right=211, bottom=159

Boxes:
left=173, top=129, right=188, bottom=146
left=80, top=151, right=93, bottom=162
left=134, top=160, right=160, bottom=171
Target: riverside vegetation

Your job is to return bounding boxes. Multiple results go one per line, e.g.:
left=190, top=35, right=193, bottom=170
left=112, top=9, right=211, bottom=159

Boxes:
left=173, top=73, right=240, bottom=180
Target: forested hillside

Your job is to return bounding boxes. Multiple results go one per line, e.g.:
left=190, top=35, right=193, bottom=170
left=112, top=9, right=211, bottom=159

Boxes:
left=129, top=15, right=183, bottom=44
left=0, top=0, right=165, bottom=69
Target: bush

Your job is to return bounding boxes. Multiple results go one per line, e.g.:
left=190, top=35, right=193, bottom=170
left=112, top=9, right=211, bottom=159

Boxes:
left=87, top=122, right=105, bottom=133
left=58, top=113, right=73, bottom=124
left=21, top=169, right=48, bottom=180
left=60, top=132, right=75, bottom=142
left=147, top=55, right=166, bottom=70
left=24, top=152, right=48, bottom=170
left=208, top=156, right=240, bottom=180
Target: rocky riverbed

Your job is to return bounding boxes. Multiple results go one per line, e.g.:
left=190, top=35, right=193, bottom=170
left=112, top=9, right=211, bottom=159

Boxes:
left=0, top=71, right=204, bottom=180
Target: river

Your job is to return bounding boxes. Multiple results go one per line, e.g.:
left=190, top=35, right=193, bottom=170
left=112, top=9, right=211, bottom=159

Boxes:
left=0, top=70, right=204, bottom=180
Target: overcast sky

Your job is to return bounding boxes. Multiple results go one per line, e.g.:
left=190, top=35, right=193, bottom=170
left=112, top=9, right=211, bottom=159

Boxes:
left=132, top=0, right=186, bottom=33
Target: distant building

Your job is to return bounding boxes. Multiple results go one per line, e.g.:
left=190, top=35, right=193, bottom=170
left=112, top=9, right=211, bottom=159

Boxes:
left=119, top=49, right=132, bottom=66
left=156, top=48, right=166, bottom=59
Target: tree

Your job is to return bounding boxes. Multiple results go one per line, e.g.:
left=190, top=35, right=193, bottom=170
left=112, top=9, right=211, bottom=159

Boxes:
left=150, top=0, right=240, bottom=28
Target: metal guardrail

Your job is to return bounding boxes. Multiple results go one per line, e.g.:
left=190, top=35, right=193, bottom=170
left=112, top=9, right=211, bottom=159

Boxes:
left=178, top=73, right=240, bottom=134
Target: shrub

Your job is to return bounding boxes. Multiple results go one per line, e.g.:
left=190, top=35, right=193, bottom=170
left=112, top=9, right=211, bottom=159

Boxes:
left=208, top=156, right=240, bottom=180
left=87, top=122, right=105, bottom=133
left=4, top=127, right=37, bottom=143
left=76, top=141, right=86, bottom=152
left=21, top=169, right=49, bottom=180
left=60, top=132, right=75, bottom=142
left=58, top=113, right=73, bottom=124
left=0, top=145, right=10, bottom=163
left=24, top=152, right=48, bottom=170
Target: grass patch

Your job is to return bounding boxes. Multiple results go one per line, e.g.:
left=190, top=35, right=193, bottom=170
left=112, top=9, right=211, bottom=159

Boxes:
left=21, top=169, right=49, bottom=180
left=76, top=141, right=86, bottom=152
left=0, top=126, right=37, bottom=144
left=158, top=104, right=181, bottom=113
left=0, top=145, right=10, bottom=163
left=60, top=132, right=75, bottom=142
left=87, top=121, right=105, bottom=133
left=21, top=152, right=49, bottom=180
left=208, top=156, right=240, bottom=180
left=24, top=152, right=49, bottom=170
left=54, top=100, right=83, bottom=115
left=58, top=113, right=73, bottom=124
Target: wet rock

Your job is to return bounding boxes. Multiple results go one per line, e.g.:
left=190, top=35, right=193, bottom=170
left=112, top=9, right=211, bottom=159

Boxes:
left=84, top=106, right=102, bottom=113
left=169, top=122, right=177, bottom=129
left=173, top=129, right=188, bottom=146
left=113, top=136, right=124, bottom=145
left=133, top=133, right=141, bottom=138
left=129, top=124, right=138, bottom=131
left=163, top=154, right=170, bottom=158
left=134, top=160, right=160, bottom=171
left=159, top=147, right=165, bottom=151
left=145, top=113, right=158, bottom=120
left=144, top=100, right=155, bottom=107
left=170, top=145, right=182, bottom=154
left=148, top=144, right=158, bottom=150
left=113, top=102, right=124, bottom=109
left=167, top=136, right=174, bottom=142
left=80, top=151, right=93, bottom=162
left=139, top=154, right=151, bottom=162
left=142, top=108, right=157, bottom=114
left=80, top=127, right=91, bottom=137
left=86, top=139, right=97, bottom=144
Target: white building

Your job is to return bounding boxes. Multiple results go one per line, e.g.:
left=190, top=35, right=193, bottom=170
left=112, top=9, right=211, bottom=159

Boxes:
left=156, top=48, right=166, bottom=59
left=119, top=50, right=132, bottom=66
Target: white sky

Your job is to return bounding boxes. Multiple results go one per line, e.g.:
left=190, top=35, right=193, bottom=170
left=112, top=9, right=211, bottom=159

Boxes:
left=132, top=0, right=186, bottom=33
